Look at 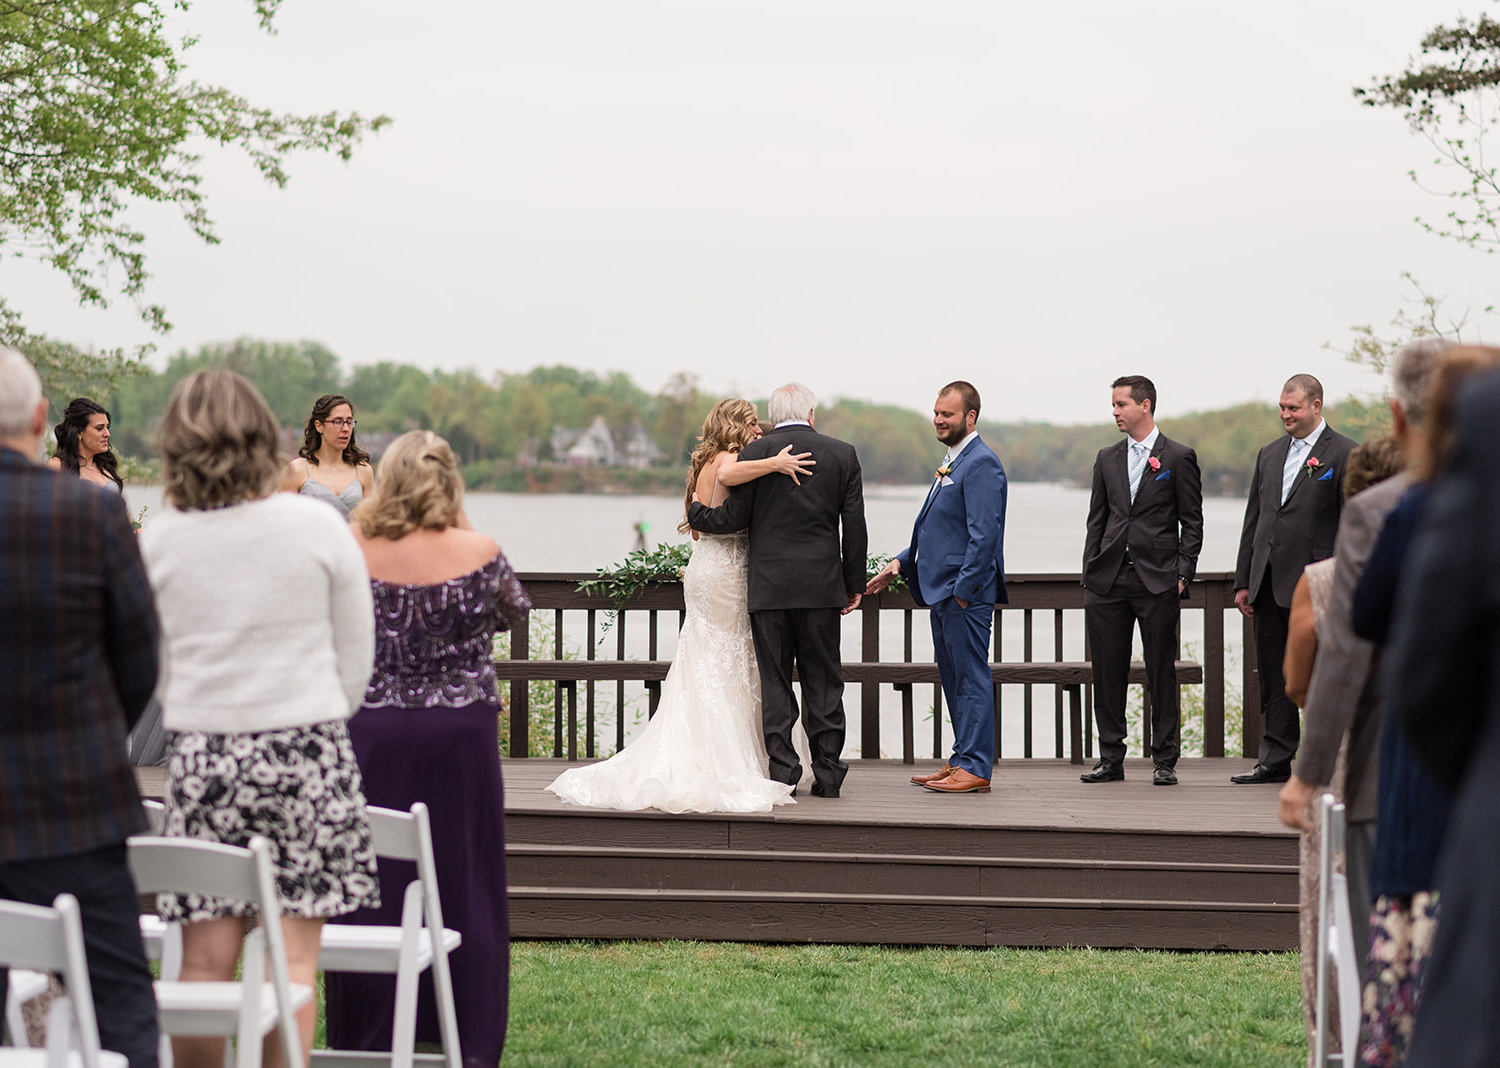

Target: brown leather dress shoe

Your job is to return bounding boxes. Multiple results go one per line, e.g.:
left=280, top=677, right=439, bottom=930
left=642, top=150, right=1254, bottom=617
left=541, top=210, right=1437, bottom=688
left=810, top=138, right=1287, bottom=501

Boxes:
left=910, top=762, right=954, bottom=785
left=922, top=768, right=991, bottom=793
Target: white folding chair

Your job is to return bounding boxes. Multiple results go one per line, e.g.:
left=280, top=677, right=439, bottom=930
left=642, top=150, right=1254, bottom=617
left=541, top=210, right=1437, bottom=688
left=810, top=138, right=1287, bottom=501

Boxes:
left=0, top=894, right=127, bottom=1068
left=5, top=970, right=50, bottom=1048
left=127, top=836, right=312, bottom=1068
left=1314, top=794, right=1363, bottom=1067
left=314, top=803, right=463, bottom=1068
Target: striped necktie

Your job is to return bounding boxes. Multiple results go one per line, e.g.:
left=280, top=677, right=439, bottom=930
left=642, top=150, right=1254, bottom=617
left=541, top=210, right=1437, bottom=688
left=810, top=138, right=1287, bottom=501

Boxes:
left=1128, top=442, right=1147, bottom=504
left=1281, top=437, right=1307, bottom=505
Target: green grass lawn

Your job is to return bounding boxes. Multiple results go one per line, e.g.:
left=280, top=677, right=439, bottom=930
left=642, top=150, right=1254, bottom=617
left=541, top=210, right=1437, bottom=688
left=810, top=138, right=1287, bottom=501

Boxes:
left=506, top=941, right=1303, bottom=1067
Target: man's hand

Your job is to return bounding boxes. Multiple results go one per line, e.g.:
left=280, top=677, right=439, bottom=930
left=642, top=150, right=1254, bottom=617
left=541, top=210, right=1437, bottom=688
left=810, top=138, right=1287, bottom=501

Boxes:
left=1277, top=775, right=1318, bottom=833
left=843, top=593, right=862, bottom=615
left=1234, top=588, right=1253, bottom=618
left=955, top=596, right=970, bottom=609
left=864, top=558, right=900, bottom=597
left=1178, top=578, right=1187, bottom=596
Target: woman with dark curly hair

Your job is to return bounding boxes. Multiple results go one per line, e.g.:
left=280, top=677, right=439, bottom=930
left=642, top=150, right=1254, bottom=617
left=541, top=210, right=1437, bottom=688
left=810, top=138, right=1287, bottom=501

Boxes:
left=48, top=397, right=124, bottom=492
left=278, top=393, right=374, bottom=518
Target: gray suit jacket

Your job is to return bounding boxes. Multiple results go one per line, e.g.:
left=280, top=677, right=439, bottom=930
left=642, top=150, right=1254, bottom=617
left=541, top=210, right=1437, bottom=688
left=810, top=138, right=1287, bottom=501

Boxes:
left=1294, top=471, right=1411, bottom=823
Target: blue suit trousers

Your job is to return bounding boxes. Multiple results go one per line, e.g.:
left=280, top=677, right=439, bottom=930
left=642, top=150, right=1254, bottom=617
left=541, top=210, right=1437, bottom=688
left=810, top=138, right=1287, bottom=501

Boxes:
left=930, top=597, right=995, bottom=776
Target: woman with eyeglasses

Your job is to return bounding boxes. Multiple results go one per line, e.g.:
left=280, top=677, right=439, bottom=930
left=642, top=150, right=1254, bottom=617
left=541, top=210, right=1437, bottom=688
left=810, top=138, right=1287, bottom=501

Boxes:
left=279, top=394, right=374, bottom=518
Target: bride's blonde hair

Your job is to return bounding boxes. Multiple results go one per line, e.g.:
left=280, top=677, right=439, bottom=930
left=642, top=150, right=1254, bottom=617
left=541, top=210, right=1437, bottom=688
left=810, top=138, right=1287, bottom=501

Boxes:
left=677, top=398, right=760, bottom=534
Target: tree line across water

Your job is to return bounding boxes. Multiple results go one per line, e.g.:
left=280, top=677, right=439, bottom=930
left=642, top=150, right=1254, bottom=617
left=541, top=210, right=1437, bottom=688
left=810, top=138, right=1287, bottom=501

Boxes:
left=82, top=338, right=1386, bottom=495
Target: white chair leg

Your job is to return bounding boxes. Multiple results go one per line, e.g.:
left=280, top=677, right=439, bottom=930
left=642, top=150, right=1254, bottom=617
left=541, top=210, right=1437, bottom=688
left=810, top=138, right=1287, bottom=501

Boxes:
left=389, top=883, right=426, bottom=1068
left=237, top=930, right=266, bottom=1068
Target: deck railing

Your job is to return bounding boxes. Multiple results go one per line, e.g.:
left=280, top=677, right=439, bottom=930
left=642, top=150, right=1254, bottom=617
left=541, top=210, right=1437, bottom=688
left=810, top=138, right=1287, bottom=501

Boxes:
left=496, top=570, right=1261, bottom=762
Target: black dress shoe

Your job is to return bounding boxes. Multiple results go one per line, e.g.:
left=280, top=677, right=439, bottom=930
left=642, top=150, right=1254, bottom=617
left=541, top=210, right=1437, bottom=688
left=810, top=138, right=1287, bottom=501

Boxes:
left=811, top=782, right=840, bottom=798
left=1152, top=764, right=1178, bottom=786
left=1229, top=764, right=1290, bottom=784
left=1080, top=760, right=1124, bottom=783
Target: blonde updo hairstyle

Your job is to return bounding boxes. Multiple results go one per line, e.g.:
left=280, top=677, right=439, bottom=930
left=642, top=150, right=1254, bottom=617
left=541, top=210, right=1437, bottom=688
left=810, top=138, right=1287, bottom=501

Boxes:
left=677, top=398, right=760, bottom=534
left=159, top=369, right=282, bottom=511
left=356, top=430, right=463, bottom=539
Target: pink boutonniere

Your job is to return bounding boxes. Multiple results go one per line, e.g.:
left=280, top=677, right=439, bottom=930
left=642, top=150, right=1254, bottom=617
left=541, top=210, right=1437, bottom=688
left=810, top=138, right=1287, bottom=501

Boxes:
left=1304, top=455, right=1322, bottom=479
left=1147, top=456, right=1161, bottom=471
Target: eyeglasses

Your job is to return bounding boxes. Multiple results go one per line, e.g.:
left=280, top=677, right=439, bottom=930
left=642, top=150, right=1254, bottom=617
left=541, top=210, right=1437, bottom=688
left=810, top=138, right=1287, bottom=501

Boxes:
left=321, top=418, right=356, bottom=429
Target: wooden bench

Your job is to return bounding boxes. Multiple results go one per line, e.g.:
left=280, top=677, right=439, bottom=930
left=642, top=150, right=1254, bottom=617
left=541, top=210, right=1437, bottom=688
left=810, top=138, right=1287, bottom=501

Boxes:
left=491, top=658, right=1204, bottom=765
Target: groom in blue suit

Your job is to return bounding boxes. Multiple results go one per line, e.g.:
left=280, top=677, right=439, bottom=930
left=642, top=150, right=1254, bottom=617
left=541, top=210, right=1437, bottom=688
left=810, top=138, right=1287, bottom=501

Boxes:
left=867, top=381, right=1008, bottom=793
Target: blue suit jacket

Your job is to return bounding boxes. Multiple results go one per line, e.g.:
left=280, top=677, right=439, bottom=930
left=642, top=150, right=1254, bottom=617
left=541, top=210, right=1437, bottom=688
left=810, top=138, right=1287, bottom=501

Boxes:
left=895, top=436, right=1008, bottom=607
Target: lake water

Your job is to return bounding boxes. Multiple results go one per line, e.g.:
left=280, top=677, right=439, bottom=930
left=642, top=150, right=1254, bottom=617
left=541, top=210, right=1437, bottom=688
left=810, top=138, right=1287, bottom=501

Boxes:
left=124, top=483, right=1250, bottom=760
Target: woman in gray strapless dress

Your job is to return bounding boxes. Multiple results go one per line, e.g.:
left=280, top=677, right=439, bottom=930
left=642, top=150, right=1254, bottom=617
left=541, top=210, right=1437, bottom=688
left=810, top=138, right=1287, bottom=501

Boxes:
left=278, top=393, right=374, bottom=518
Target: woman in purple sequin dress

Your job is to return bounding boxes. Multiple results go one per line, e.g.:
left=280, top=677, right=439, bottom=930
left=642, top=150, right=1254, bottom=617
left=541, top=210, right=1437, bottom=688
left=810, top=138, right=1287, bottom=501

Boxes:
left=324, top=431, right=530, bottom=1068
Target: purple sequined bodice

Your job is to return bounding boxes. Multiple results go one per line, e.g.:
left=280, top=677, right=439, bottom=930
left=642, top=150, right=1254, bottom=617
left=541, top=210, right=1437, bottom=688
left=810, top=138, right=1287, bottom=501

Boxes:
left=362, top=554, right=531, bottom=709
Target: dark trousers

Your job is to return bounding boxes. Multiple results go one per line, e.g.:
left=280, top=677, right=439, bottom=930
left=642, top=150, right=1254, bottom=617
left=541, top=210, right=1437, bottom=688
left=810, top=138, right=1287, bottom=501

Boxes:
left=750, top=607, right=848, bottom=792
left=930, top=596, right=996, bottom=776
left=0, top=844, right=159, bottom=1068
left=1251, top=578, right=1299, bottom=773
left=1084, top=563, right=1182, bottom=766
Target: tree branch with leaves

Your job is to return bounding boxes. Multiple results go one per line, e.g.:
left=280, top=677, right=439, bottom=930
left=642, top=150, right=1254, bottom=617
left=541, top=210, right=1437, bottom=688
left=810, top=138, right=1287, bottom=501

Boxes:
left=0, top=0, right=389, bottom=387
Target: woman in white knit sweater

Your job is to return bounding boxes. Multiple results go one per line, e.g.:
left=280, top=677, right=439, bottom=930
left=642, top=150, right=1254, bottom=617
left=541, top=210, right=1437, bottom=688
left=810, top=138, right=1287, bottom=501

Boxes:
left=140, top=370, right=380, bottom=1068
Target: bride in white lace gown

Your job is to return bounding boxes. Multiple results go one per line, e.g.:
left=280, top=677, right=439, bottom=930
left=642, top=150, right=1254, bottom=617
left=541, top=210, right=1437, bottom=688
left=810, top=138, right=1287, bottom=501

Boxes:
left=546, top=399, right=814, bottom=813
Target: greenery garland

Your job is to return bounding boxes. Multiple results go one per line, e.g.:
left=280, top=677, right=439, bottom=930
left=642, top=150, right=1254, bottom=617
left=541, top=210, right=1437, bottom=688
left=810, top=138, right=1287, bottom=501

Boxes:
left=578, top=543, right=907, bottom=621
left=576, top=542, right=695, bottom=618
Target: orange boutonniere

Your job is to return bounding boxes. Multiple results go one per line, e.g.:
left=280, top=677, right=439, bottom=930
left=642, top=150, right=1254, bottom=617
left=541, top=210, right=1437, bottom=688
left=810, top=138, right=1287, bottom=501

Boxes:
left=935, top=464, right=952, bottom=480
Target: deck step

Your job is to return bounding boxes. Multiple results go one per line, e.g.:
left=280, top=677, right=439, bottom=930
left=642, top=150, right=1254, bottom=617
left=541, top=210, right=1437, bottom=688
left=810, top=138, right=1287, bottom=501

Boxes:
left=507, top=843, right=1296, bottom=905
left=508, top=886, right=1296, bottom=950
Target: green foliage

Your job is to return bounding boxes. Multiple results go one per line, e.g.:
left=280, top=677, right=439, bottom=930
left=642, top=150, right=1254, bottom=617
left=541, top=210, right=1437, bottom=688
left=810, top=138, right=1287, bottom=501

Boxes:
left=508, top=941, right=1303, bottom=1067
left=0, top=0, right=389, bottom=345
left=577, top=542, right=694, bottom=621
left=819, top=398, right=939, bottom=483
left=1358, top=12, right=1500, bottom=251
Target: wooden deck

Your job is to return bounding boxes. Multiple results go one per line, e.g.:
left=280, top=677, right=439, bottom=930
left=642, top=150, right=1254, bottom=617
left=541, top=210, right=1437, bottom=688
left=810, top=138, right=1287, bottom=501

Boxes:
left=502, top=757, right=1298, bottom=952
left=136, top=758, right=1298, bottom=951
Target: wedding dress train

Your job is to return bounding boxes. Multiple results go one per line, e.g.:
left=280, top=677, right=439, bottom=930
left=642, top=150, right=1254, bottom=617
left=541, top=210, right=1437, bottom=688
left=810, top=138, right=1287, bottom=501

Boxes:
left=545, top=532, right=809, bottom=813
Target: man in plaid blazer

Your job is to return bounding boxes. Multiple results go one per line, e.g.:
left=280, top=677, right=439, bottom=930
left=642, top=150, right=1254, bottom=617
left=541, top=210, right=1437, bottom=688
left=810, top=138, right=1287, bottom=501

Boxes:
left=0, top=347, right=160, bottom=1067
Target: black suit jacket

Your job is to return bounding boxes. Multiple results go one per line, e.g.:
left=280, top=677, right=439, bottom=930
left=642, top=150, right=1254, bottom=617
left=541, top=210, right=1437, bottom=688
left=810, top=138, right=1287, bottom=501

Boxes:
left=687, top=424, right=867, bottom=611
left=1234, top=424, right=1355, bottom=608
left=0, top=449, right=157, bottom=863
left=1082, top=432, right=1204, bottom=597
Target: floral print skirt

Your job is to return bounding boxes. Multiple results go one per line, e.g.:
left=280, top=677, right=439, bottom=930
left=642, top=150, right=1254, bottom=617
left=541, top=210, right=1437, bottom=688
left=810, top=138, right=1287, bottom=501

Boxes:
left=1358, top=890, right=1440, bottom=1067
left=160, top=720, right=381, bottom=922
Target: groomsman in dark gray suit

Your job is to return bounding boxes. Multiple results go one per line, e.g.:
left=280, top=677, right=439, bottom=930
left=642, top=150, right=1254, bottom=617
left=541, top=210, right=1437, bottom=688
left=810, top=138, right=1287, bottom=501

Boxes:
left=1079, top=376, right=1203, bottom=786
left=1232, top=373, right=1355, bottom=784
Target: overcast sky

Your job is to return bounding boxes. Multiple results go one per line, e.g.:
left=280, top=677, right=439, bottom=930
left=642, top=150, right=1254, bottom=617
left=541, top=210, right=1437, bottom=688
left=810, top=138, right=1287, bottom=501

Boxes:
left=7, top=0, right=1495, bottom=424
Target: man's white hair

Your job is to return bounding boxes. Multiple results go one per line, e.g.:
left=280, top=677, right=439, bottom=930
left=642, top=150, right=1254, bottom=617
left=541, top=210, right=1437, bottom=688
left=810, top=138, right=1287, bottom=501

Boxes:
left=768, top=382, right=816, bottom=425
left=1390, top=337, right=1458, bottom=430
left=0, top=345, right=43, bottom=439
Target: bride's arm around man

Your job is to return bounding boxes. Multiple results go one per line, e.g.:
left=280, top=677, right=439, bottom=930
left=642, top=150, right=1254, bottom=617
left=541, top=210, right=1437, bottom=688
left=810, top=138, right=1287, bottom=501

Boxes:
left=689, top=383, right=867, bottom=799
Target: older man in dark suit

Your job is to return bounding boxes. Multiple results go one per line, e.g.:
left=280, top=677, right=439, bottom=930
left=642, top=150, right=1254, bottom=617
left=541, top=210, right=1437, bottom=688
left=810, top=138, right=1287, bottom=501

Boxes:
left=689, top=382, right=867, bottom=799
left=0, top=347, right=160, bottom=1067
left=1079, top=376, right=1203, bottom=787
left=1232, top=373, right=1355, bottom=784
